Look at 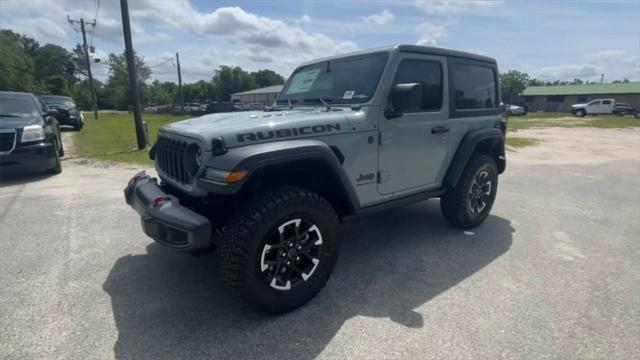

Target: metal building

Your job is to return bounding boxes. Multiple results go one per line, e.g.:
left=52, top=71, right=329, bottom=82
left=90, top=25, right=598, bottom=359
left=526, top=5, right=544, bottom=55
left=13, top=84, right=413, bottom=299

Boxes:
left=230, top=85, right=284, bottom=107
left=521, top=83, right=640, bottom=112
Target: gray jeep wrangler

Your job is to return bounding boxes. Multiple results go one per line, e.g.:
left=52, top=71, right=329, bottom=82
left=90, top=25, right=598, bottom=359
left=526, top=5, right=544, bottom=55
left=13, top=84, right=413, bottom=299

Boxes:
left=124, top=45, right=506, bottom=313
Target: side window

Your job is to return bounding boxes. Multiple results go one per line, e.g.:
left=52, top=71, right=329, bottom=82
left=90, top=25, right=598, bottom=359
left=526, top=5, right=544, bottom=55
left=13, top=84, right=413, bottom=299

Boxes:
left=451, top=64, right=496, bottom=109
left=602, top=100, right=612, bottom=105
left=393, top=59, right=443, bottom=111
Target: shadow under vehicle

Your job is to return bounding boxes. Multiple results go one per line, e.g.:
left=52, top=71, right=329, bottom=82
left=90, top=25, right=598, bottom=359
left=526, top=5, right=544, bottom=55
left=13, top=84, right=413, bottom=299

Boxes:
left=104, top=202, right=513, bottom=359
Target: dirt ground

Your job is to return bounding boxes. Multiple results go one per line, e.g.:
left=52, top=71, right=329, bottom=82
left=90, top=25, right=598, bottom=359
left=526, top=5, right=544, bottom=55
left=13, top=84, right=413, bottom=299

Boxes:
left=508, top=127, right=640, bottom=165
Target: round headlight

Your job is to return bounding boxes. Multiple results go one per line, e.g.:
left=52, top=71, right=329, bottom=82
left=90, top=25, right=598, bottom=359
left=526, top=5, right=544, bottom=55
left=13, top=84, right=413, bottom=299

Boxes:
left=195, top=146, right=202, bottom=167
left=184, top=143, right=203, bottom=177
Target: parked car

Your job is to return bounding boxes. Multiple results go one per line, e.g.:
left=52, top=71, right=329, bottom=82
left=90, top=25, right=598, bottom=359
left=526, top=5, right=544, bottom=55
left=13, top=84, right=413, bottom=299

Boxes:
left=124, top=44, right=506, bottom=313
left=205, top=101, right=240, bottom=114
left=0, top=91, right=64, bottom=175
left=612, top=102, right=636, bottom=116
left=40, top=95, right=84, bottom=131
left=571, top=98, right=616, bottom=117
left=506, top=104, right=527, bottom=116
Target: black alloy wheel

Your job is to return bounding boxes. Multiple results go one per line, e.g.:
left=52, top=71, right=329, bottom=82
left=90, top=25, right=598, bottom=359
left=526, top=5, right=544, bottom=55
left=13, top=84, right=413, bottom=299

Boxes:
left=259, top=218, right=323, bottom=291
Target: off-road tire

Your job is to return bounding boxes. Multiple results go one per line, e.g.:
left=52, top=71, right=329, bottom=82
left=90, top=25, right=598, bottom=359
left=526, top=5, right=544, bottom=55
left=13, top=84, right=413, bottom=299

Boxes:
left=219, top=187, right=340, bottom=313
left=441, top=154, right=498, bottom=229
left=74, top=122, right=83, bottom=131
left=47, top=140, right=62, bottom=175
left=575, top=109, right=586, bottom=117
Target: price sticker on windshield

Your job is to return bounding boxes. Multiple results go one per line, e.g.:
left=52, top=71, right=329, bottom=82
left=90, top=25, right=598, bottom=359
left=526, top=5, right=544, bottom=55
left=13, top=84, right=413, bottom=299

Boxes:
left=342, top=91, right=355, bottom=99
left=285, top=68, right=321, bottom=95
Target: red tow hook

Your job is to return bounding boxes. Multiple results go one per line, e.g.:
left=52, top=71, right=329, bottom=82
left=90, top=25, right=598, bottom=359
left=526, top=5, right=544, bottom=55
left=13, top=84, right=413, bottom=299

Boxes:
left=131, top=175, right=144, bottom=184
left=152, top=196, right=171, bottom=208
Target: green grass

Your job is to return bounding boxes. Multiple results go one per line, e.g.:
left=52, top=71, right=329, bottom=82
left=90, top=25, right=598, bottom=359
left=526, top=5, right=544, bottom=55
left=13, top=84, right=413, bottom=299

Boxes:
left=73, top=111, right=639, bottom=164
left=506, top=136, right=540, bottom=148
left=507, top=113, right=640, bottom=132
left=74, top=111, right=188, bottom=165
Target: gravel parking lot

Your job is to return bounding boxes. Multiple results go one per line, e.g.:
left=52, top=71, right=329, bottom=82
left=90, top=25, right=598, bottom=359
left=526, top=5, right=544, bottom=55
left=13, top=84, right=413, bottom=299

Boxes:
left=1, top=127, right=639, bottom=359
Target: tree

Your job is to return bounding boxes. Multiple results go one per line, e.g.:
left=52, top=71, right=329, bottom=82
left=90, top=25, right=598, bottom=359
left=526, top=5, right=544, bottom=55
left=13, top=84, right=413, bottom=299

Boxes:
left=34, top=44, right=75, bottom=90
left=0, top=31, right=38, bottom=92
left=211, top=65, right=257, bottom=101
left=251, top=69, right=285, bottom=88
left=499, top=70, right=530, bottom=95
left=104, top=52, right=151, bottom=110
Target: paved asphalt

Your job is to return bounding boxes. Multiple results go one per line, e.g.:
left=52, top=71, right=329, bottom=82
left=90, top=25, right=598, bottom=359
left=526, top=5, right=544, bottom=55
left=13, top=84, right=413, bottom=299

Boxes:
left=0, top=130, right=638, bottom=359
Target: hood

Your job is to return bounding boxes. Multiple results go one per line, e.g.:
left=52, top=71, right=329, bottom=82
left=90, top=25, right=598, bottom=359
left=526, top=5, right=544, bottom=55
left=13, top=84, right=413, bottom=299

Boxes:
left=161, top=108, right=354, bottom=150
left=0, top=115, right=43, bottom=130
left=571, top=103, right=586, bottom=108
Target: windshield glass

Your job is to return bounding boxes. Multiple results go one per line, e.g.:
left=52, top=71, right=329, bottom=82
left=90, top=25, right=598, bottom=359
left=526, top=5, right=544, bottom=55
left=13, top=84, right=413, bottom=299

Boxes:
left=42, top=96, right=75, bottom=108
left=0, top=97, right=39, bottom=117
left=277, top=52, right=389, bottom=105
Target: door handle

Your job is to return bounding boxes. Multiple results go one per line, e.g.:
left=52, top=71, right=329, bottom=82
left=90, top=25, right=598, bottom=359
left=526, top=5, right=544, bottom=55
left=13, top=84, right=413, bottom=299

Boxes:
left=431, top=126, right=450, bottom=135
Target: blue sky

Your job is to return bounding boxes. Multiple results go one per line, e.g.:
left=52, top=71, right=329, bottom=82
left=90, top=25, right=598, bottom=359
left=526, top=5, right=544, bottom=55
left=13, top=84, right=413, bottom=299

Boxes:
left=1, top=0, right=638, bottom=83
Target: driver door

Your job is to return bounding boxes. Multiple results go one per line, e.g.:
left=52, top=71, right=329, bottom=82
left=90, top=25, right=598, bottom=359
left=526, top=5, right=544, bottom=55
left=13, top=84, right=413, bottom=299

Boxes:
left=377, top=54, right=449, bottom=195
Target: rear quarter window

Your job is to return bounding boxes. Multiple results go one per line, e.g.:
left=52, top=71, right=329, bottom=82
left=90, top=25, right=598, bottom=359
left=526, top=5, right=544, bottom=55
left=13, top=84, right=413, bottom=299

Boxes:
left=451, top=64, right=497, bottom=110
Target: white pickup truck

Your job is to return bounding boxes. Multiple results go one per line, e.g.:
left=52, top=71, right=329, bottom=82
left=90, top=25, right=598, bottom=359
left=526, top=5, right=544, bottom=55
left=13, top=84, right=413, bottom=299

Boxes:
left=571, top=99, right=615, bottom=117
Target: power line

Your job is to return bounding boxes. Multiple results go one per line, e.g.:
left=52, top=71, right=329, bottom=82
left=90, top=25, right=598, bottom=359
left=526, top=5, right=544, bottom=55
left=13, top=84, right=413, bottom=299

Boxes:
left=148, top=57, right=174, bottom=68
left=89, top=0, right=100, bottom=47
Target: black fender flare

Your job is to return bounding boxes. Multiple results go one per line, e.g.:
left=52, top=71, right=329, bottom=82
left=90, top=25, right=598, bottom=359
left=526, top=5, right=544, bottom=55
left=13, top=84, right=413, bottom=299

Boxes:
left=198, top=139, right=360, bottom=214
left=443, top=128, right=505, bottom=188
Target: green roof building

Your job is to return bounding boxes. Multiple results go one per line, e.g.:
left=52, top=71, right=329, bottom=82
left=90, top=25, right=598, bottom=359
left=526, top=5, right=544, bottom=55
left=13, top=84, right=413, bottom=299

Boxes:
left=521, top=82, right=640, bottom=112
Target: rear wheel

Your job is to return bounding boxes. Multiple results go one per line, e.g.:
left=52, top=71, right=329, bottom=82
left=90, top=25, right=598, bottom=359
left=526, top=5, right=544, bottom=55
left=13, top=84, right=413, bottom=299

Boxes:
left=441, top=155, right=498, bottom=229
left=219, top=187, right=339, bottom=313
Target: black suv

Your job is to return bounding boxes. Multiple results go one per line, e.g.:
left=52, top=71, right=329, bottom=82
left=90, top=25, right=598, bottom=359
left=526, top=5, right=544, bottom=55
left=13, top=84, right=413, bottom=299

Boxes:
left=40, top=95, right=84, bottom=130
left=612, top=103, right=636, bottom=116
left=0, top=91, right=64, bottom=175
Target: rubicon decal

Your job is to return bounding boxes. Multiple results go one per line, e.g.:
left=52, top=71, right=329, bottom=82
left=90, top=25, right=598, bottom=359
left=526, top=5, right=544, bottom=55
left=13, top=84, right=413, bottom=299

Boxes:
left=237, top=123, right=341, bottom=142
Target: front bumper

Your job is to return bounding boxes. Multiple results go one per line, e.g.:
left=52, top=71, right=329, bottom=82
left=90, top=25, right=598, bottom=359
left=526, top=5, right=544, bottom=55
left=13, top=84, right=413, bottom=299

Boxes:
left=124, top=171, right=212, bottom=252
left=0, top=142, right=57, bottom=173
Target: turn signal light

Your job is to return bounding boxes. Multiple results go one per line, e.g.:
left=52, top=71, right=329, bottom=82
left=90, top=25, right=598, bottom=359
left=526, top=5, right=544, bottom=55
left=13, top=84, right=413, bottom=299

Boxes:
left=226, top=170, right=247, bottom=183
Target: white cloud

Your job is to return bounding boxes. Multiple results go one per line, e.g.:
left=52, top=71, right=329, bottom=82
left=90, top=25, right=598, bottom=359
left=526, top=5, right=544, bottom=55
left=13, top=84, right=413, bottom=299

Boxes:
left=414, top=0, right=503, bottom=14
left=415, top=22, right=447, bottom=46
left=363, top=9, right=395, bottom=25
left=128, top=3, right=356, bottom=55
left=536, top=64, right=600, bottom=80
left=301, top=14, right=311, bottom=23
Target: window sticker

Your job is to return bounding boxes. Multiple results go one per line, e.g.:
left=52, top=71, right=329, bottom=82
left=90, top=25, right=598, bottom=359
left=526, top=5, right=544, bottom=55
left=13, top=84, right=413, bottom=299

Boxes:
left=342, top=90, right=355, bottom=99
left=285, top=68, right=321, bottom=94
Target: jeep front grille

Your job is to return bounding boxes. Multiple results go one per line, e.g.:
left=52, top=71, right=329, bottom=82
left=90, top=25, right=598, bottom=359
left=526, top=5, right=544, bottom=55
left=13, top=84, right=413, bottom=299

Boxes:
left=0, top=130, right=17, bottom=154
left=155, top=135, right=190, bottom=184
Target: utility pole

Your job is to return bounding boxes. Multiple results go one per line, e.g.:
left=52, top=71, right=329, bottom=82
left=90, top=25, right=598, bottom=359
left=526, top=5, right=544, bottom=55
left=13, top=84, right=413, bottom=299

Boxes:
left=68, top=16, right=98, bottom=119
left=120, top=0, right=146, bottom=150
left=600, top=73, right=604, bottom=84
left=176, top=52, right=184, bottom=113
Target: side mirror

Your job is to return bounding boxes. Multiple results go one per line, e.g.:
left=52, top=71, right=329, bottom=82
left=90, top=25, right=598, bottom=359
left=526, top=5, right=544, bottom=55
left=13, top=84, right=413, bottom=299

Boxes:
left=386, top=83, right=422, bottom=119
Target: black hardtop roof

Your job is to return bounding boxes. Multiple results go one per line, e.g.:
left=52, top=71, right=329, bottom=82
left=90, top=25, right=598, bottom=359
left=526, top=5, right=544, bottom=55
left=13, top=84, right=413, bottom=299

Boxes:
left=397, top=44, right=496, bottom=64
left=298, top=44, right=497, bottom=67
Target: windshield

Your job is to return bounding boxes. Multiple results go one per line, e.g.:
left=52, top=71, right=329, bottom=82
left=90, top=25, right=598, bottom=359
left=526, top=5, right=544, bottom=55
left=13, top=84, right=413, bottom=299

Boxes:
left=42, top=96, right=75, bottom=108
left=0, top=97, right=39, bottom=118
left=277, top=52, right=389, bottom=105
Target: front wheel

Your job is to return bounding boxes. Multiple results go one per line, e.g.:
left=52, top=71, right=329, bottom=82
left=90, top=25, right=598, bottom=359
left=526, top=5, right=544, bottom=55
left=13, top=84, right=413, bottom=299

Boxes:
left=219, top=187, right=339, bottom=313
left=575, top=109, right=586, bottom=117
left=441, top=155, right=498, bottom=229
left=46, top=140, right=62, bottom=175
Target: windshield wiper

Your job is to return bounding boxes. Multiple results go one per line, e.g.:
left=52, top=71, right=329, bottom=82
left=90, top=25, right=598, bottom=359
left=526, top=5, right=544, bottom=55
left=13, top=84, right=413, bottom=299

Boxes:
left=303, top=97, right=332, bottom=110
left=0, top=114, right=21, bottom=117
